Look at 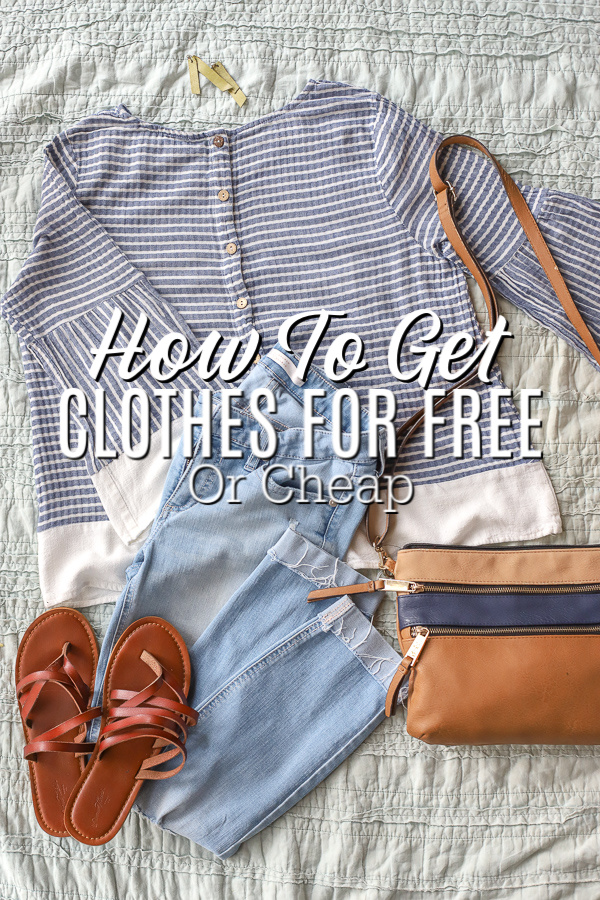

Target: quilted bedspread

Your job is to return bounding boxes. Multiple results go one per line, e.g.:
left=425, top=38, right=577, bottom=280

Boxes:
left=1, top=1, right=600, bottom=897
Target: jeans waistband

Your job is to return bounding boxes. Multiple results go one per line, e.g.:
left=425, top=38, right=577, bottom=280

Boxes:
left=232, top=343, right=385, bottom=467
left=239, top=343, right=338, bottom=399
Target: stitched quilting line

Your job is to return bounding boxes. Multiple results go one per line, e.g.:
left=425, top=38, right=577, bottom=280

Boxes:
left=284, top=799, right=594, bottom=818
left=10, top=49, right=600, bottom=82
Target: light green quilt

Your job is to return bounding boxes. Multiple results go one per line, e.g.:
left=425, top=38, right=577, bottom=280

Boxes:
left=1, top=2, right=600, bottom=896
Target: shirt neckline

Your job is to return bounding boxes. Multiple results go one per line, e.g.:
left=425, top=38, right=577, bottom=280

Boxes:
left=113, top=78, right=322, bottom=142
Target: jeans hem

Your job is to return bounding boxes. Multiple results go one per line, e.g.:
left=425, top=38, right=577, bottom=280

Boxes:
left=322, top=599, right=401, bottom=691
left=216, top=707, right=386, bottom=859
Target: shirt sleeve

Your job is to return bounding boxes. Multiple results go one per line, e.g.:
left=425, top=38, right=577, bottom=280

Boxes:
left=489, top=188, right=600, bottom=368
left=1, top=132, right=202, bottom=543
left=369, top=92, right=600, bottom=372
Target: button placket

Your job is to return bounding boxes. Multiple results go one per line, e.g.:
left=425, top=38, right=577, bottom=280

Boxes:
left=210, top=133, right=253, bottom=332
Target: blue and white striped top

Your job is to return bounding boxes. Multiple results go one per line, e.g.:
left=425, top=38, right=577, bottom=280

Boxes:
left=3, top=80, right=599, bottom=607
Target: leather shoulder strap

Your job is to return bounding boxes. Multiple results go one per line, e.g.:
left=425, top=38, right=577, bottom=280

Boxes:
left=367, top=135, right=600, bottom=562
left=430, top=134, right=600, bottom=367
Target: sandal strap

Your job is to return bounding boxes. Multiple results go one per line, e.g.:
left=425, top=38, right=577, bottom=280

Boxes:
left=17, top=668, right=75, bottom=696
left=60, top=649, right=89, bottom=702
left=17, top=642, right=90, bottom=723
left=23, top=706, right=101, bottom=760
left=110, top=690, right=198, bottom=723
left=108, top=697, right=197, bottom=725
left=18, top=670, right=81, bottom=720
left=24, top=739, right=97, bottom=758
left=99, top=728, right=187, bottom=779
left=101, top=711, right=189, bottom=743
left=97, top=650, right=197, bottom=781
left=98, top=726, right=186, bottom=763
left=137, top=742, right=187, bottom=780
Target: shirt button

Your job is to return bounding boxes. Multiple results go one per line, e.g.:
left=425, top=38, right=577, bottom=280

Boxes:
left=236, top=297, right=248, bottom=309
left=226, top=242, right=237, bottom=255
left=218, top=189, right=230, bottom=202
left=213, top=135, right=224, bottom=148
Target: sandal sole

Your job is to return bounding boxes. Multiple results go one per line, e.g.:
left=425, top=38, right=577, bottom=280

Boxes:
left=15, top=607, right=98, bottom=837
left=64, top=616, right=191, bottom=845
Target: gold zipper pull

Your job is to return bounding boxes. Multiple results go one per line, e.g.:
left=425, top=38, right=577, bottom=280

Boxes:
left=405, top=626, right=429, bottom=662
left=383, top=580, right=425, bottom=594
left=385, top=627, right=429, bottom=716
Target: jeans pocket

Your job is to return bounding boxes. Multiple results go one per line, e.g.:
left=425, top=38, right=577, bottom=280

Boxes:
left=165, top=455, right=224, bottom=512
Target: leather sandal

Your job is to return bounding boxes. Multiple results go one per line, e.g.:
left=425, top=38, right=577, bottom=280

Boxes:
left=64, top=616, right=198, bottom=845
left=15, top=607, right=101, bottom=837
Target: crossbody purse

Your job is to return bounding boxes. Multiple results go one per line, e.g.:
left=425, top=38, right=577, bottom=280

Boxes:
left=307, top=135, right=600, bottom=746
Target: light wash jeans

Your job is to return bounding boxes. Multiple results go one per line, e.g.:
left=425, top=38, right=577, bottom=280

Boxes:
left=91, top=344, right=401, bottom=858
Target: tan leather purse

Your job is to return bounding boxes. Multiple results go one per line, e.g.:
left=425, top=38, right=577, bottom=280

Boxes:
left=386, top=544, right=600, bottom=745
left=309, top=136, right=600, bottom=746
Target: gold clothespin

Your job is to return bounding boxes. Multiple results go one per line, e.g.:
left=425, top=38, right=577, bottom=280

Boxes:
left=210, top=61, right=247, bottom=107
left=187, top=56, right=201, bottom=95
left=187, top=56, right=247, bottom=107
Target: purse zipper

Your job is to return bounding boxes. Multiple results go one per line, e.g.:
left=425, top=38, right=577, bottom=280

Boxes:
left=388, top=620, right=600, bottom=721
left=410, top=624, right=600, bottom=636
left=403, top=542, right=600, bottom=550
left=401, top=582, right=600, bottom=595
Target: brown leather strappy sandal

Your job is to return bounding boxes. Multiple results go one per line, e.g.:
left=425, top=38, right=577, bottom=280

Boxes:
left=64, top=616, right=198, bottom=845
left=15, top=607, right=101, bottom=837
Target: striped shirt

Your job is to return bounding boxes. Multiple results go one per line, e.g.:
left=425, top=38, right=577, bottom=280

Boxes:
left=2, top=80, right=599, bottom=607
